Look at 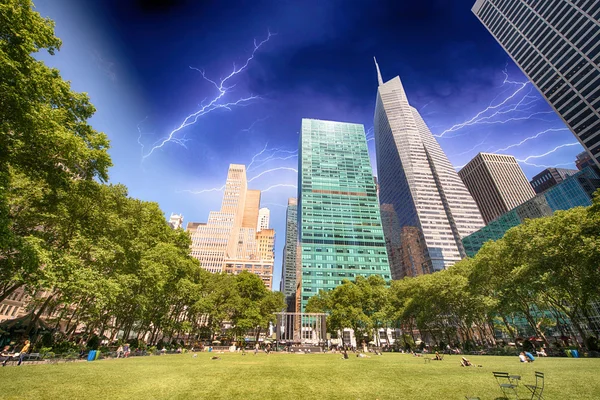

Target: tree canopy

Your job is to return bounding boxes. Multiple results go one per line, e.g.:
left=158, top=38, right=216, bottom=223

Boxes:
left=0, top=0, right=284, bottom=346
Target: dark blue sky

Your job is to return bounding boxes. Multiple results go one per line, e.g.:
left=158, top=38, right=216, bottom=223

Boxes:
left=34, top=0, right=581, bottom=289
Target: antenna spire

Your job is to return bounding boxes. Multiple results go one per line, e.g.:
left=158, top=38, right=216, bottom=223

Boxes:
left=374, top=56, right=383, bottom=85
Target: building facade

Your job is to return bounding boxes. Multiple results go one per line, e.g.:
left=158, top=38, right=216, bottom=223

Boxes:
left=168, top=213, right=184, bottom=229
left=257, top=208, right=270, bottom=232
left=379, top=204, right=404, bottom=279
left=280, top=198, right=298, bottom=311
left=373, top=60, right=485, bottom=273
left=188, top=164, right=275, bottom=289
left=472, top=0, right=600, bottom=168
left=0, top=287, right=29, bottom=322
left=298, top=119, right=391, bottom=311
left=530, top=167, right=579, bottom=194
left=463, top=166, right=600, bottom=256
left=459, top=153, right=536, bottom=224
left=576, top=150, right=596, bottom=170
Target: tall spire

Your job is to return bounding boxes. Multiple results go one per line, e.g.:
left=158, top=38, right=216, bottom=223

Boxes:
left=374, top=56, right=383, bottom=86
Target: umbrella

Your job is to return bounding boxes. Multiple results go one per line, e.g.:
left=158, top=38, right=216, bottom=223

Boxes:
left=264, top=340, right=272, bottom=344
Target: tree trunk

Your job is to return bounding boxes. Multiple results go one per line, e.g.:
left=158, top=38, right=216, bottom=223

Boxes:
left=0, top=282, right=23, bottom=303
left=26, top=293, right=56, bottom=336
left=501, top=315, right=516, bottom=341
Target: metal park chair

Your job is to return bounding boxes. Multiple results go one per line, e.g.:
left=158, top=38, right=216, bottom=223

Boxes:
left=525, top=371, right=545, bottom=400
left=493, top=371, right=520, bottom=399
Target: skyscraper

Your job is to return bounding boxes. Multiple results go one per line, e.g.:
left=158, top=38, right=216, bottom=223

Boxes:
left=530, top=167, right=579, bottom=194
left=472, top=0, right=600, bottom=168
left=257, top=208, right=270, bottom=232
left=459, top=153, right=536, bottom=224
left=373, top=59, right=485, bottom=272
left=280, top=198, right=298, bottom=311
left=298, top=119, right=391, bottom=311
left=188, top=164, right=275, bottom=289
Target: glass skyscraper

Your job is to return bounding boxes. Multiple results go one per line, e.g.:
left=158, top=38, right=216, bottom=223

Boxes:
left=298, top=119, right=391, bottom=311
left=472, top=0, right=600, bottom=168
left=373, top=59, right=485, bottom=272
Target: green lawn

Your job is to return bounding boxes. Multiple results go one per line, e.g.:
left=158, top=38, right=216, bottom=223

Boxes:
left=1, top=353, right=598, bottom=399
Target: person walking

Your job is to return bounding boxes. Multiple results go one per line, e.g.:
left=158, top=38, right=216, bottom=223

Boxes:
left=17, top=340, right=31, bottom=366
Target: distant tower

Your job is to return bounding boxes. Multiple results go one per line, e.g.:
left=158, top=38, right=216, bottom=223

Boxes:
left=374, top=60, right=484, bottom=273
left=459, top=153, right=536, bottom=224
left=187, top=164, right=275, bottom=289
left=168, top=213, right=184, bottom=229
left=281, top=198, right=298, bottom=311
left=530, top=167, right=579, bottom=194
left=257, top=208, right=270, bottom=232
left=472, top=0, right=600, bottom=168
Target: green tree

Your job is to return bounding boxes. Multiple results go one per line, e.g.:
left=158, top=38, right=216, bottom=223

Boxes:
left=1, top=0, right=111, bottom=302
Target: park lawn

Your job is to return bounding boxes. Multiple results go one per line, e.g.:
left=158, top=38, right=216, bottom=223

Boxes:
left=0, top=353, right=598, bottom=399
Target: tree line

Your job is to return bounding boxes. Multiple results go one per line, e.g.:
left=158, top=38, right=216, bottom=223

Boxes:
left=0, top=0, right=284, bottom=347
left=307, top=193, right=600, bottom=351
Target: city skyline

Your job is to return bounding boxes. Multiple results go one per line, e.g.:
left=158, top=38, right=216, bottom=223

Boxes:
left=30, top=0, right=587, bottom=289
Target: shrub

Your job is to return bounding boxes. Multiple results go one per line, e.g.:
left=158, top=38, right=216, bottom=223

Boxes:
left=52, top=340, right=79, bottom=354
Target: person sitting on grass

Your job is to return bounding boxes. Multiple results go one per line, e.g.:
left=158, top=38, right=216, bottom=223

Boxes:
left=519, top=352, right=529, bottom=363
left=536, top=347, right=547, bottom=357
left=525, top=351, right=535, bottom=362
left=434, top=351, right=442, bottom=360
left=1, top=345, right=12, bottom=367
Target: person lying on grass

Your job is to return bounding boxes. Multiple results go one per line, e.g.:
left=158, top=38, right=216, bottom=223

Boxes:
left=460, top=357, right=482, bottom=367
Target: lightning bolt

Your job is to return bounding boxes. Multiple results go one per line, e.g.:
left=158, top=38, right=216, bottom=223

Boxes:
left=434, top=69, right=532, bottom=138
left=450, top=135, right=490, bottom=157
left=180, top=147, right=297, bottom=196
left=261, top=184, right=297, bottom=193
left=516, top=142, right=580, bottom=165
left=247, top=143, right=270, bottom=170
left=261, top=202, right=287, bottom=208
left=247, top=143, right=298, bottom=171
left=241, top=116, right=269, bottom=132
left=437, top=87, right=558, bottom=139
left=178, top=185, right=226, bottom=195
left=140, top=30, right=274, bottom=159
left=137, top=116, right=148, bottom=158
left=420, top=100, right=433, bottom=111
left=492, top=128, right=569, bottom=153
left=248, top=167, right=298, bottom=183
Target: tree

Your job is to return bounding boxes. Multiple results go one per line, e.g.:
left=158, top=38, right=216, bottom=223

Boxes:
left=1, top=0, right=111, bottom=301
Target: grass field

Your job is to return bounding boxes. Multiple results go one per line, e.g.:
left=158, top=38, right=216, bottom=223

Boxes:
left=1, top=352, right=598, bottom=399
